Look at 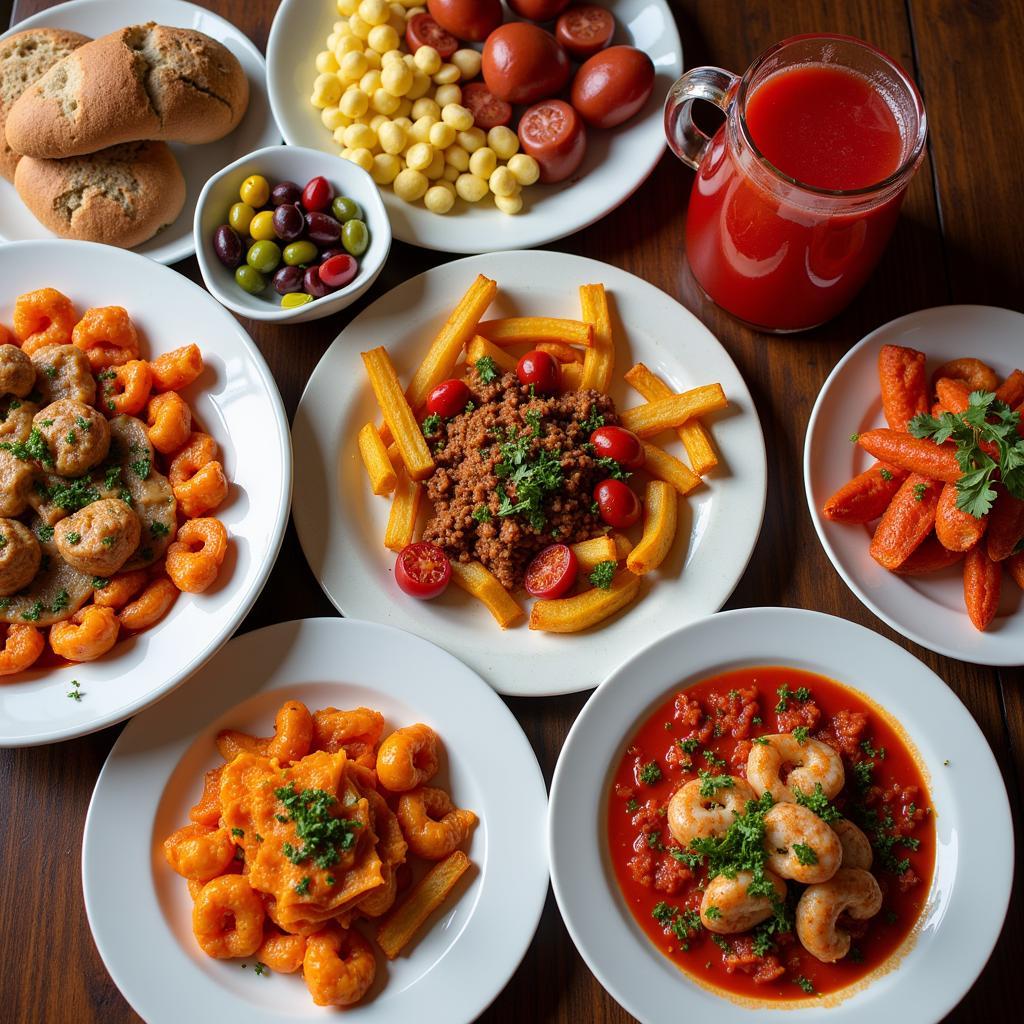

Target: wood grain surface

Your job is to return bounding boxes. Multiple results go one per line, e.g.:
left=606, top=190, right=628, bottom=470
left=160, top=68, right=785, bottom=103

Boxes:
left=1, top=1, right=1021, bottom=1021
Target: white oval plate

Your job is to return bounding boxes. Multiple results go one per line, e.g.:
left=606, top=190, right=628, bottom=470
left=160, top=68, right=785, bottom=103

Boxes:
left=549, top=607, right=1013, bottom=1023
left=0, top=0, right=280, bottom=265
left=83, top=617, right=549, bottom=1024
left=804, top=305, right=1024, bottom=666
left=267, top=0, right=682, bottom=253
left=0, top=240, right=291, bottom=745
left=292, top=250, right=766, bottom=697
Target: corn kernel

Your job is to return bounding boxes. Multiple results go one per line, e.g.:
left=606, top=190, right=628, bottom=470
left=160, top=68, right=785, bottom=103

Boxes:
left=425, top=148, right=446, bottom=179
left=444, top=144, right=470, bottom=172
left=406, top=141, right=434, bottom=172
left=424, top=185, right=455, bottom=214
left=369, top=113, right=389, bottom=131
left=495, top=193, right=523, bottom=215
left=381, top=48, right=404, bottom=66
left=337, top=0, right=358, bottom=14
left=378, top=120, right=407, bottom=154
left=334, top=125, right=352, bottom=144
left=311, top=73, right=343, bottom=109
left=456, top=126, right=486, bottom=153
left=363, top=47, right=382, bottom=69
left=359, top=0, right=389, bottom=25
left=406, top=69, right=431, bottom=100
left=394, top=167, right=429, bottom=202
left=369, top=24, right=400, bottom=53
left=433, top=62, right=461, bottom=85
left=334, top=35, right=364, bottom=58
left=451, top=48, right=482, bottom=80
left=411, top=97, right=441, bottom=121
left=381, top=60, right=413, bottom=96
left=410, top=115, right=436, bottom=143
left=392, top=115, right=413, bottom=131
left=349, top=14, right=371, bottom=38
left=433, top=83, right=462, bottom=108
left=359, top=69, right=382, bottom=93
left=371, top=153, right=402, bottom=184
left=395, top=97, right=413, bottom=118
left=469, top=146, right=497, bottom=179
left=442, top=163, right=460, bottom=183
left=338, top=49, right=368, bottom=82
left=316, top=50, right=340, bottom=74
left=348, top=147, right=375, bottom=171
left=455, top=173, right=489, bottom=203
left=371, top=87, right=401, bottom=114
left=488, top=165, right=518, bottom=198
left=340, top=86, right=370, bottom=118
left=441, top=103, right=473, bottom=132
left=343, top=122, right=377, bottom=150
left=487, top=126, right=519, bottom=160
left=413, top=44, right=441, bottom=75
left=339, top=145, right=353, bottom=158
left=507, top=153, right=540, bottom=186
left=322, top=105, right=346, bottom=130
left=428, top=121, right=456, bottom=149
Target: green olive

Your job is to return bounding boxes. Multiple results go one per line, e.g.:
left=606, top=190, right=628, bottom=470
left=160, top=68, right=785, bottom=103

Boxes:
left=247, top=239, right=282, bottom=274
left=228, top=202, right=255, bottom=235
left=331, top=196, right=361, bottom=223
left=281, top=292, right=314, bottom=309
left=283, top=240, right=319, bottom=266
left=342, top=219, right=369, bottom=257
left=234, top=264, right=265, bottom=294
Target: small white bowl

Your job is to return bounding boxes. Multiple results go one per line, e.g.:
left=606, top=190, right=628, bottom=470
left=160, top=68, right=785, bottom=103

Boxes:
left=194, top=144, right=391, bottom=323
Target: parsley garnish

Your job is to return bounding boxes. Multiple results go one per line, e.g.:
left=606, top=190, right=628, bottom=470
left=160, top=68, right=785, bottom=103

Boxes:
left=495, top=426, right=563, bottom=531
left=853, top=760, right=875, bottom=790
left=231, top=827, right=245, bottom=838
left=793, top=976, right=816, bottom=994
left=793, top=783, right=842, bottom=823
left=880, top=467, right=893, bottom=481
left=595, top=455, right=631, bottom=481
left=471, top=505, right=492, bottom=524
left=652, top=901, right=674, bottom=925
left=294, top=877, right=311, bottom=896
left=21, top=601, right=43, bottom=622
left=751, top=927, right=774, bottom=957
left=65, top=430, right=77, bottom=446
left=252, top=962, right=268, bottom=976
left=679, top=738, right=699, bottom=754
left=66, top=532, right=81, bottom=546
left=91, top=577, right=109, bottom=590
left=474, top=355, right=499, bottom=384
left=36, top=523, right=54, bottom=542
left=792, top=726, right=809, bottom=744
left=66, top=679, right=83, bottom=701
left=43, top=365, right=57, bottom=379
left=274, top=783, right=362, bottom=870
left=792, top=842, right=818, bottom=865
left=1, top=427, right=52, bottom=467
left=101, top=536, right=115, bottom=547
left=151, top=521, right=170, bottom=538
left=913, top=481, right=929, bottom=501
left=588, top=559, right=616, bottom=590
left=701, top=748, right=726, bottom=769
left=130, top=458, right=151, bottom=479
left=704, top=905, right=722, bottom=920
left=625, top=798, right=639, bottom=813
left=47, top=478, right=100, bottom=512
left=75, top=416, right=91, bottom=432
left=638, top=761, right=662, bottom=785
left=580, top=408, right=605, bottom=433
left=752, top=736, right=770, bottom=745
left=697, top=770, right=734, bottom=799
left=421, top=412, right=442, bottom=438
left=103, top=465, right=123, bottom=491
left=50, top=589, right=69, bottom=614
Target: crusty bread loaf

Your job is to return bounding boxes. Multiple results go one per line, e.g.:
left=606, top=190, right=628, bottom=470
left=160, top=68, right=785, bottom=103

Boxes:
left=14, top=140, right=185, bottom=249
left=0, top=28, right=90, bottom=181
left=5, top=23, right=249, bottom=160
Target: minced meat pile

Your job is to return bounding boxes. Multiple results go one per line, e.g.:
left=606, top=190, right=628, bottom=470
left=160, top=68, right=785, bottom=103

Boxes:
left=421, top=365, right=619, bottom=589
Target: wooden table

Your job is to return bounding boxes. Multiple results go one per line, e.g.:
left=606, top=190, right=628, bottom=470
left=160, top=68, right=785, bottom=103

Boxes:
left=1, top=1, right=1021, bottom=1021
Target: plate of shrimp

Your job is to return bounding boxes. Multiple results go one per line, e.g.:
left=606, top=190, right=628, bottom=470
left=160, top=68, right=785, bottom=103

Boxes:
left=83, top=617, right=548, bottom=1024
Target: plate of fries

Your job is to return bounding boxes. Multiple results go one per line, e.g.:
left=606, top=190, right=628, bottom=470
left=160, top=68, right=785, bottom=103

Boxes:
left=83, top=617, right=548, bottom=1024
left=293, top=250, right=766, bottom=696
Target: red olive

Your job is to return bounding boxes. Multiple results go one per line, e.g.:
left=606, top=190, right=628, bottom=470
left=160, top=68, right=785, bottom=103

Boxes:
left=594, top=478, right=641, bottom=528
left=571, top=45, right=655, bottom=129
left=427, top=0, right=503, bottom=42
left=426, top=378, right=472, bottom=418
left=482, top=22, right=570, bottom=106
left=516, top=349, right=561, bottom=393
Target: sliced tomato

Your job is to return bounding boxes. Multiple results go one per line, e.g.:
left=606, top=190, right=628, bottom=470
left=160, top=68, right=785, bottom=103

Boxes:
left=395, top=542, right=451, bottom=599
left=517, top=99, right=587, bottom=184
left=555, top=4, right=615, bottom=59
left=461, top=82, right=513, bottom=130
left=405, top=13, right=458, bottom=59
left=525, top=543, right=578, bottom=599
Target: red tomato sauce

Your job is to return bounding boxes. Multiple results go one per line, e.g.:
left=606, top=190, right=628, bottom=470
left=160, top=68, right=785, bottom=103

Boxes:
left=607, top=666, right=935, bottom=1003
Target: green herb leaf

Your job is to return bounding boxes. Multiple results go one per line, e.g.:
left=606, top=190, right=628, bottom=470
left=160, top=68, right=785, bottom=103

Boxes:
left=588, top=559, right=616, bottom=590
left=474, top=355, right=499, bottom=384
left=638, top=761, right=662, bottom=785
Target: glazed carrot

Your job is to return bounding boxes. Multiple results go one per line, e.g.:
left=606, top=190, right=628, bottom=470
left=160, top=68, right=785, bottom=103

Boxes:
left=869, top=473, right=941, bottom=570
left=821, top=462, right=907, bottom=524
left=931, top=357, right=999, bottom=394
left=878, top=344, right=928, bottom=430
left=963, top=544, right=1002, bottom=631
left=935, top=481, right=988, bottom=552
left=1008, top=551, right=1024, bottom=590
left=892, top=534, right=965, bottom=575
left=985, top=489, right=1024, bottom=562
left=994, top=369, right=1024, bottom=408
left=857, top=429, right=961, bottom=483
left=933, top=377, right=970, bottom=415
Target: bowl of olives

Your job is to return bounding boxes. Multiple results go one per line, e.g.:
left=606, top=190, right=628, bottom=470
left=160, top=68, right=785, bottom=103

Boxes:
left=194, top=145, right=391, bottom=323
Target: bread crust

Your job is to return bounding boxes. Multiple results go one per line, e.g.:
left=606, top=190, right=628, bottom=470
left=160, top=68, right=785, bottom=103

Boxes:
left=5, top=23, right=249, bottom=159
left=14, top=140, right=186, bottom=249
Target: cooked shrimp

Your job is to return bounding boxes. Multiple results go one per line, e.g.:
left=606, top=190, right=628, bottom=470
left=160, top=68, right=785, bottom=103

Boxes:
left=376, top=723, right=440, bottom=792
left=257, top=926, right=307, bottom=974
left=303, top=924, right=376, bottom=1007
left=746, top=734, right=845, bottom=803
left=832, top=818, right=873, bottom=870
left=192, top=874, right=265, bottom=959
left=762, top=802, right=843, bottom=883
left=666, top=776, right=756, bottom=847
left=265, top=700, right=313, bottom=765
left=796, top=867, right=883, bottom=962
left=163, top=823, right=236, bottom=882
left=700, top=869, right=787, bottom=934
left=396, top=786, right=477, bottom=860
left=312, top=706, right=385, bottom=768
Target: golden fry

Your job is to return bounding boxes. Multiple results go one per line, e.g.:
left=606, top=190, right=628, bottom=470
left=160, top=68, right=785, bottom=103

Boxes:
left=466, top=333, right=517, bottom=373
left=611, top=532, right=634, bottom=559
left=449, top=560, right=524, bottom=628
left=383, top=467, right=422, bottom=552
left=579, top=284, right=614, bottom=393
left=537, top=341, right=584, bottom=364
left=571, top=535, right=618, bottom=574
left=641, top=441, right=701, bottom=496
left=621, top=384, right=727, bottom=438
left=627, top=481, right=678, bottom=575
left=529, top=570, right=641, bottom=633
left=560, top=362, right=583, bottom=391
left=477, top=317, right=592, bottom=348
left=358, top=422, right=397, bottom=495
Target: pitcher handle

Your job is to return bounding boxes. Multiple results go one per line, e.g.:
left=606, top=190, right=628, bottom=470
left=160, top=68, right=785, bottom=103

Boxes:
left=664, top=66, right=740, bottom=170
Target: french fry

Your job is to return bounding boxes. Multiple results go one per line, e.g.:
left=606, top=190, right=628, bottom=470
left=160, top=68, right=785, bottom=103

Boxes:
left=935, top=481, right=988, bottom=551
left=560, top=361, right=582, bottom=391
left=537, top=341, right=583, bottom=364
left=579, top=283, right=613, bottom=393
left=641, top=441, right=701, bottom=496
left=963, top=543, right=1001, bottom=631
left=529, top=570, right=641, bottom=632
left=358, top=422, right=397, bottom=495
left=986, top=488, right=1024, bottom=561
left=995, top=369, right=1024, bottom=408
left=857, top=429, right=961, bottom=483
left=362, top=346, right=435, bottom=481
left=624, top=362, right=718, bottom=475
left=449, top=560, right=524, bottom=628
left=934, top=377, right=970, bottom=414
left=869, top=473, right=941, bottom=570
left=466, top=333, right=517, bottom=373
left=611, top=532, right=634, bottom=559
left=878, top=344, right=929, bottom=430
left=383, top=467, right=422, bottom=552
left=627, top=481, right=678, bottom=575
left=571, top=535, right=618, bottom=574
left=477, top=317, right=592, bottom=347
left=822, top=462, right=908, bottom=524
left=376, top=850, right=471, bottom=960
left=621, top=384, right=728, bottom=438
left=386, top=440, right=401, bottom=466
left=892, top=534, right=965, bottom=575
left=931, top=357, right=999, bottom=394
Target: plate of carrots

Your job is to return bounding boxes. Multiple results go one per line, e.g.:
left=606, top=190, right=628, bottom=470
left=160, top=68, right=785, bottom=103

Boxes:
left=805, top=304, right=1024, bottom=665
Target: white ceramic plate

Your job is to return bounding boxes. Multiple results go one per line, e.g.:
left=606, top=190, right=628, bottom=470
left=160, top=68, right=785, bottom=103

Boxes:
left=292, top=250, right=766, bottom=697
left=0, top=240, right=291, bottom=746
left=549, top=607, right=1013, bottom=1023
left=83, top=617, right=548, bottom=1024
left=267, top=0, right=682, bottom=253
left=804, top=305, right=1024, bottom=666
left=0, top=0, right=280, bottom=265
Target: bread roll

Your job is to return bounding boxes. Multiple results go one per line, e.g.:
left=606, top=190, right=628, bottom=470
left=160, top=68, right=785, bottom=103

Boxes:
left=5, top=23, right=249, bottom=159
left=14, top=141, right=186, bottom=249
left=0, top=28, right=90, bottom=181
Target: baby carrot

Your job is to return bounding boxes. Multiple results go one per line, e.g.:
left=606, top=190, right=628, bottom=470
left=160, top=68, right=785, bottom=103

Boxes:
left=892, top=534, right=965, bottom=575
left=986, top=489, right=1024, bottom=561
left=1008, top=551, right=1024, bottom=590
left=935, top=481, right=988, bottom=552
left=933, top=377, right=970, bottom=415
left=878, top=345, right=928, bottom=430
left=869, top=473, right=942, bottom=570
left=857, top=429, right=961, bottom=483
left=963, top=544, right=1002, bottom=631
left=822, top=462, right=907, bottom=524
left=994, top=369, right=1024, bottom=408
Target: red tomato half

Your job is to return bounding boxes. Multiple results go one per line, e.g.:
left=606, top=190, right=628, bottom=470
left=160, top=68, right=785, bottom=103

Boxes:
left=518, top=99, right=587, bottom=183
left=395, top=542, right=451, bottom=599
left=405, top=13, right=458, bottom=58
left=555, top=4, right=615, bottom=59
left=427, top=0, right=503, bottom=42
left=482, top=22, right=570, bottom=105
left=594, top=479, right=641, bottom=528
left=590, top=425, right=645, bottom=469
left=461, top=82, right=512, bottom=130
left=525, top=543, right=578, bottom=599
left=516, top=349, right=561, bottom=393
left=426, top=378, right=471, bottom=418
left=571, top=45, right=655, bottom=129
left=508, top=0, right=572, bottom=20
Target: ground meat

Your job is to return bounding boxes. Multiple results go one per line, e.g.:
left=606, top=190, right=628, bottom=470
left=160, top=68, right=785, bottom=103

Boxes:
left=777, top=699, right=822, bottom=734
left=729, top=739, right=752, bottom=775
left=707, top=686, right=761, bottom=738
left=815, top=708, right=869, bottom=759
left=722, top=937, right=787, bottom=984
left=673, top=693, right=714, bottom=745
left=654, top=854, right=691, bottom=894
left=421, top=368, right=617, bottom=589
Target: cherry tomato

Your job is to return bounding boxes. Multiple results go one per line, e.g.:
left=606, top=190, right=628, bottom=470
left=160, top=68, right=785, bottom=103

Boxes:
left=318, top=253, right=358, bottom=289
left=426, top=378, right=471, bottom=418
left=571, top=45, right=655, bottom=129
left=461, top=82, right=512, bottom=130
left=405, top=13, right=458, bottom=58
left=518, top=99, right=587, bottom=184
left=594, top=478, right=641, bottom=528
left=301, top=176, right=334, bottom=212
left=590, top=425, right=645, bottom=470
left=482, top=23, right=570, bottom=105
left=507, top=0, right=572, bottom=20
left=525, top=543, right=578, bottom=599
left=555, top=4, right=615, bottom=59
left=516, top=349, right=561, bottom=393
left=395, top=542, right=451, bottom=599
left=427, top=0, right=503, bottom=42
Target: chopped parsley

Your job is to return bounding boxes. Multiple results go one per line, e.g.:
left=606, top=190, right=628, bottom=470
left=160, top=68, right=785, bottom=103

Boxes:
left=231, top=828, right=245, bottom=838
left=101, top=536, right=116, bottom=547
left=91, top=577, right=109, bottom=590
left=474, top=355, right=499, bottom=384
left=274, top=782, right=362, bottom=871
left=594, top=455, right=631, bottom=481
left=471, top=505, right=491, bottom=524
left=0, top=536, right=5, bottom=550
left=65, top=430, right=77, bottom=446
left=129, top=458, right=151, bottom=479
left=860, top=738, right=886, bottom=760
left=752, top=736, right=770, bottom=745
left=849, top=433, right=860, bottom=443
left=697, top=770, right=734, bottom=799
left=701, top=748, right=726, bottom=769
left=792, top=726, right=810, bottom=744
left=853, top=760, right=875, bottom=790
left=579, top=408, right=605, bottom=433
left=66, top=679, right=83, bottom=701
left=1, top=427, right=52, bottom=467
left=703, top=905, right=722, bottom=920
left=294, top=877, right=311, bottom=896
left=793, top=783, right=841, bottom=823
left=66, top=531, right=81, bottom=546
left=880, top=467, right=893, bottom=481
left=252, top=962, right=268, bottom=976
left=0, top=598, right=10, bottom=610
left=421, top=412, right=442, bottom=438
left=625, top=798, right=640, bottom=813
left=792, top=842, right=818, bottom=866
left=43, top=365, right=57, bottom=379
left=150, top=521, right=170, bottom=538
left=652, top=901, right=674, bottom=925
left=36, top=523, right=54, bottom=542
left=638, top=761, right=662, bottom=785
left=678, top=738, right=699, bottom=754
left=588, top=559, right=616, bottom=590
left=50, top=590, right=70, bottom=614
left=494, top=425, right=563, bottom=531
left=711, top=935, right=733, bottom=954
left=47, top=478, right=101, bottom=512
left=75, top=416, right=92, bottom=432
left=103, top=465, right=123, bottom=491
left=774, top=684, right=811, bottom=713
left=751, top=927, right=774, bottom=957
left=793, top=976, right=816, bottom=995
left=21, top=600, right=43, bottom=622
left=913, top=481, right=929, bottom=501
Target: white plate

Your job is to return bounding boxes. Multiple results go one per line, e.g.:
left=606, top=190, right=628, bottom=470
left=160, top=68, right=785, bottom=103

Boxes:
left=804, top=305, right=1024, bottom=666
left=548, top=607, right=1013, bottom=1023
left=0, top=0, right=280, bottom=265
left=267, top=0, right=682, bottom=253
left=83, top=617, right=549, bottom=1024
left=0, top=240, right=291, bottom=745
left=292, top=250, right=766, bottom=697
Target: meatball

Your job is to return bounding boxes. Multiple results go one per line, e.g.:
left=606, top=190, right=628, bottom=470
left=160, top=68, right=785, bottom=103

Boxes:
left=31, top=345, right=96, bottom=406
left=0, top=397, right=37, bottom=445
left=0, top=345, right=35, bottom=398
left=33, top=400, right=109, bottom=477
left=0, top=448, right=35, bottom=517
left=0, top=518, right=41, bottom=596
left=54, top=498, right=140, bottom=576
